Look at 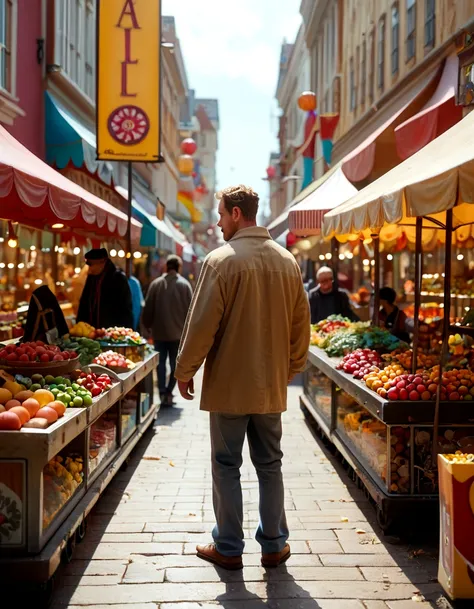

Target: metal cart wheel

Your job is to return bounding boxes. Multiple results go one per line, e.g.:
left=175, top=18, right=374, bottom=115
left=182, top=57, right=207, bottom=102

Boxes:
left=376, top=504, right=394, bottom=533
left=62, top=533, right=76, bottom=564
left=76, top=517, right=88, bottom=543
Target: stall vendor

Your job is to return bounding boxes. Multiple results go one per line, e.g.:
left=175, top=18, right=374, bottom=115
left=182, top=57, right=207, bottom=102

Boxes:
left=309, top=266, right=359, bottom=324
left=378, top=286, right=413, bottom=343
left=77, top=248, right=133, bottom=329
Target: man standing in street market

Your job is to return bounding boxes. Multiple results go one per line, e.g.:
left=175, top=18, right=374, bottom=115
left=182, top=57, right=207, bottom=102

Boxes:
left=309, top=266, right=359, bottom=323
left=77, top=248, right=133, bottom=329
left=175, top=185, right=310, bottom=570
left=143, top=255, right=193, bottom=406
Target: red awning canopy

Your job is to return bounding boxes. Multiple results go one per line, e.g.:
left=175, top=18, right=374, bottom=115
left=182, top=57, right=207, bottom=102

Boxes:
left=394, top=54, right=463, bottom=161
left=342, top=66, right=439, bottom=183
left=0, top=124, right=141, bottom=241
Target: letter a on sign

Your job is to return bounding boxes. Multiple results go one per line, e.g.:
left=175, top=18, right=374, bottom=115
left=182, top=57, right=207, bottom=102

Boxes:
left=96, top=0, right=161, bottom=162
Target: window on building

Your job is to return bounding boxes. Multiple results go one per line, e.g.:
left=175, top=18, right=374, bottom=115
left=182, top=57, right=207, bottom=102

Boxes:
left=378, top=16, right=385, bottom=90
left=56, top=0, right=95, bottom=100
left=350, top=57, right=355, bottom=111
left=0, top=0, right=13, bottom=92
left=391, top=4, right=399, bottom=74
left=368, top=28, right=375, bottom=103
left=406, top=0, right=416, bottom=61
left=85, top=1, right=95, bottom=99
left=425, top=0, right=435, bottom=47
left=355, top=46, right=360, bottom=109
left=361, top=40, right=366, bottom=105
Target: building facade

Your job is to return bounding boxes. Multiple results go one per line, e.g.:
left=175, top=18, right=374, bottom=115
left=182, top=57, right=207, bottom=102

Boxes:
left=274, top=28, right=311, bottom=217
left=1, top=0, right=45, bottom=158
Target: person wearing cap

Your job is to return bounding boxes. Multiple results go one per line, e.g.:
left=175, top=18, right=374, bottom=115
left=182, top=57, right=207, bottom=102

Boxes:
left=76, top=248, right=133, bottom=329
left=142, top=254, right=193, bottom=406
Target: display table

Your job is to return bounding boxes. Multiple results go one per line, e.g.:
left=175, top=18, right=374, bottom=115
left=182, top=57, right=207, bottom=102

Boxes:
left=302, top=346, right=474, bottom=529
left=0, top=351, right=159, bottom=583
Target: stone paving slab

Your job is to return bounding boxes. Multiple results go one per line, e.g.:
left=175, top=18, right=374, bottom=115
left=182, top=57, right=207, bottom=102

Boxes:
left=50, top=381, right=447, bottom=609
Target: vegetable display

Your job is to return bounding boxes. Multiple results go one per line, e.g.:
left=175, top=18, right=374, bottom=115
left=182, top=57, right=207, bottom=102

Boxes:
left=0, top=341, right=77, bottom=364
left=93, top=350, right=136, bottom=371
left=60, top=337, right=101, bottom=366
left=96, top=327, right=145, bottom=346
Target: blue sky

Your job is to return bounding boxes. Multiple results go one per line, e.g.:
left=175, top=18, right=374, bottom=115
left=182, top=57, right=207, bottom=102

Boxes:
left=162, top=0, right=302, bottom=219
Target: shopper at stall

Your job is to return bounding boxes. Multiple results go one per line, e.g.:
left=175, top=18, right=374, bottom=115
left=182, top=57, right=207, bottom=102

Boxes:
left=378, top=286, right=412, bottom=343
left=142, top=255, right=192, bottom=406
left=175, top=185, right=310, bottom=571
left=76, top=248, right=133, bottom=329
left=309, top=266, right=359, bottom=323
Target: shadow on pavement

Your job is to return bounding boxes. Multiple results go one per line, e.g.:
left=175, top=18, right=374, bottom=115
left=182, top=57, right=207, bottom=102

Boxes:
left=44, top=422, right=157, bottom=609
left=301, top=409, right=451, bottom=609
left=215, top=565, right=323, bottom=608
left=155, top=403, right=184, bottom=426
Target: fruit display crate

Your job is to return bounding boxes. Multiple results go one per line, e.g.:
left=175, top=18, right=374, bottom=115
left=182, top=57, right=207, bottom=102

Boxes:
left=301, top=346, right=474, bottom=530
left=0, top=351, right=159, bottom=568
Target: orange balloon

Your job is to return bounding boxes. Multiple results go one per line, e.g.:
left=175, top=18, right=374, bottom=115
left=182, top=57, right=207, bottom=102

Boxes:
left=178, top=155, right=194, bottom=175
left=298, top=91, right=317, bottom=112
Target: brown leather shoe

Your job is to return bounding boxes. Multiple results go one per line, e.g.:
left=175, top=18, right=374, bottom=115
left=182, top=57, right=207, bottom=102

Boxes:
left=196, top=543, right=243, bottom=570
left=261, top=543, right=291, bottom=568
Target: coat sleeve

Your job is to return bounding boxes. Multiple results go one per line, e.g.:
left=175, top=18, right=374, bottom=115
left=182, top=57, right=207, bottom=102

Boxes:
left=289, top=276, right=311, bottom=379
left=117, top=273, right=134, bottom=328
left=76, top=278, right=91, bottom=324
left=175, top=261, right=225, bottom=382
left=142, top=280, right=157, bottom=330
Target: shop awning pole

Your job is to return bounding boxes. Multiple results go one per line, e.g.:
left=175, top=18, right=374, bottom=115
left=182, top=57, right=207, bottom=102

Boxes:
left=412, top=217, right=423, bottom=373
left=126, top=162, right=133, bottom=278
left=432, top=208, right=453, bottom=464
left=372, top=235, right=380, bottom=326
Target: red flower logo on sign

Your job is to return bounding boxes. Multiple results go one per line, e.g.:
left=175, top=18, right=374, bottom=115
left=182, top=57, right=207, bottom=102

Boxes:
left=108, top=105, right=150, bottom=145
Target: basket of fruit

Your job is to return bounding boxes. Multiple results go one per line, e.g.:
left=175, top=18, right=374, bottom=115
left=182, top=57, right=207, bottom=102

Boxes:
left=95, top=328, right=146, bottom=363
left=0, top=341, right=79, bottom=376
left=93, top=350, right=136, bottom=373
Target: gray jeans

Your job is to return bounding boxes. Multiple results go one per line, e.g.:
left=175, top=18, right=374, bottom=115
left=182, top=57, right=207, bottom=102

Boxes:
left=210, top=412, right=289, bottom=557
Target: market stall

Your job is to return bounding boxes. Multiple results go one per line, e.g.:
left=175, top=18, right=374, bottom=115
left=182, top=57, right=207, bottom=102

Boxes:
left=0, top=322, right=158, bottom=589
left=299, top=109, right=474, bottom=530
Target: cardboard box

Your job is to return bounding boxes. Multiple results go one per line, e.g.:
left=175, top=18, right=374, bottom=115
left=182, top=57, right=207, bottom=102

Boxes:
left=438, top=454, right=474, bottom=600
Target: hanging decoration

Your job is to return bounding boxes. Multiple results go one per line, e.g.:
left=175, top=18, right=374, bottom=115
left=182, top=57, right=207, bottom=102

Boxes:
left=297, top=91, right=318, bottom=190
left=319, top=113, right=340, bottom=166
left=178, top=154, right=194, bottom=175
left=180, top=138, right=197, bottom=156
left=266, top=166, right=276, bottom=180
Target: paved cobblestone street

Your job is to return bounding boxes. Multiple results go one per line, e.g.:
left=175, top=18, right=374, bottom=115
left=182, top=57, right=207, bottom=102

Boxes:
left=52, top=377, right=449, bottom=609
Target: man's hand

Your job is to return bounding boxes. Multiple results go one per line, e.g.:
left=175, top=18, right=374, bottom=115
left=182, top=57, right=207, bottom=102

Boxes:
left=178, top=378, right=195, bottom=401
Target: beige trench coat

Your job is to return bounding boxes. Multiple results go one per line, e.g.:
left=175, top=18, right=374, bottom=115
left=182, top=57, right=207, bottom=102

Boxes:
left=174, top=227, right=310, bottom=414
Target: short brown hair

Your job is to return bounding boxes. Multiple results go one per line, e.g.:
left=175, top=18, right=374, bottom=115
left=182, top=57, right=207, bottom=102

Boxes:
left=217, top=185, right=259, bottom=221
left=166, top=254, right=182, bottom=272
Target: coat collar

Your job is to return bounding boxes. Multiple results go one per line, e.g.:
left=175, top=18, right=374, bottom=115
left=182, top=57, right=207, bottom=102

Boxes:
left=230, top=226, right=271, bottom=242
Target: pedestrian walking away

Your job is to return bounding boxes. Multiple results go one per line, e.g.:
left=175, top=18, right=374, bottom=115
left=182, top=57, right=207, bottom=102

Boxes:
left=143, top=254, right=193, bottom=406
left=175, top=185, right=311, bottom=570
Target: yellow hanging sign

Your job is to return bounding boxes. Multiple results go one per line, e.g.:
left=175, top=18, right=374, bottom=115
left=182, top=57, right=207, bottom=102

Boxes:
left=96, top=0, right=161, bottom=162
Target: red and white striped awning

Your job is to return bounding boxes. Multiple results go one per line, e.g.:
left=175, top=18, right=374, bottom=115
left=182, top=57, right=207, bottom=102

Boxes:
left=288, top=164, right=358, bottom=236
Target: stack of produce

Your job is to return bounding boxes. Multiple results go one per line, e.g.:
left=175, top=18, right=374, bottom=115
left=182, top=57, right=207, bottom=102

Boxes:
left=70, top=322, right=97, bottom=339
left=443, top=451, right=474, bottom=463
left=43, top=453, right=83, bottom=529
left=89, top=416, right=117, bottom=474
left=383, top=348, right=439, bottom=370
left=310, top=315, right=352, bottom=347
left=93, top=350, right=136, bottom=372
left=96, top=327, right=145, bottom=345
left=0, top=341, right=77, bottom=363
left=322, top=323, right=403, bottom=357
left=60, top=337, right=101, bottom=366
left=336, top=349, right=383, bottom=380
left=390, top=426, right=410, bottom=493
left=77, top=371, right=113, bottom=397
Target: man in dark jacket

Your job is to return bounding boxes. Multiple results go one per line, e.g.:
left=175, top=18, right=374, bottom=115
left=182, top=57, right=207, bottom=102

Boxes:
left=142, top=255, right=192, bottom=405
left=77, top=248, right=133, bottom=329
left=309, top=266, right=359, bottom=324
